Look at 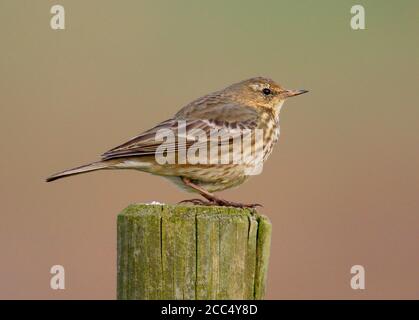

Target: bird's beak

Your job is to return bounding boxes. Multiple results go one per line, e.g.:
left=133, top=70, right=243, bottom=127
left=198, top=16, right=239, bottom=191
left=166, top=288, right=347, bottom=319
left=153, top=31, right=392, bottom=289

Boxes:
left=282, top=89, right=309, bottom=98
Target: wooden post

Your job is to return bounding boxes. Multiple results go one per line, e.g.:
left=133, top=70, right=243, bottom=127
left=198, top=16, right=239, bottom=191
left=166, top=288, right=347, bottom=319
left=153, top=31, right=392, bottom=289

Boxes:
left=117, top=204, right=272, bottom=300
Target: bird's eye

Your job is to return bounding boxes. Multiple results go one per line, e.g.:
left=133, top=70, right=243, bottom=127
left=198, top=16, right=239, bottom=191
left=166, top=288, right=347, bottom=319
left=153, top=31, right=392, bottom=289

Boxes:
left=262, top=88, right=272, bottom=95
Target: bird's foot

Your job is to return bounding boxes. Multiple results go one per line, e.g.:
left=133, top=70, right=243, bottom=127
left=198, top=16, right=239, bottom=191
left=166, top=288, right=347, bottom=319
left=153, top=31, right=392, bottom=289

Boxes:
left=178, top=198, right=262, bottom=209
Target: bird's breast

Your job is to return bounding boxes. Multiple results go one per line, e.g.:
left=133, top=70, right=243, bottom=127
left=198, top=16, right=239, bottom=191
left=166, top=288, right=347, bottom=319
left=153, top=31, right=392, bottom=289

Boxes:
left=262, top=119, right=280, bottom=162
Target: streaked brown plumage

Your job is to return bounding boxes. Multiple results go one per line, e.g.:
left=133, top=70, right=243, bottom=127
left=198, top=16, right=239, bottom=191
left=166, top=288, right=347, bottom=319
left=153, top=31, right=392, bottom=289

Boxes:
left=46, top=77, right=308, bottom=207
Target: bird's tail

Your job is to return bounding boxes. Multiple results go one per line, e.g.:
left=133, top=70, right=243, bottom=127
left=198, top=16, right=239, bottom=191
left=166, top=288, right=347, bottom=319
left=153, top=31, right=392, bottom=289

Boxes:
left=46, top=161, right=110, bottom=182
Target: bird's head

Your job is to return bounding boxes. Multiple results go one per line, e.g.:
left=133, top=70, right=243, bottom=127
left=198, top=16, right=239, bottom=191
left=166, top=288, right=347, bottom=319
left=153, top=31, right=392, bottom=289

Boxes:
left=225, top=77, right=308, bottom=113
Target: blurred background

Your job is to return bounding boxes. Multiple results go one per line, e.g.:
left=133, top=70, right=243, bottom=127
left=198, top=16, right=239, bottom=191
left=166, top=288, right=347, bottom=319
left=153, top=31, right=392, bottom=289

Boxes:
left=0, top=0, right=418, bottom=299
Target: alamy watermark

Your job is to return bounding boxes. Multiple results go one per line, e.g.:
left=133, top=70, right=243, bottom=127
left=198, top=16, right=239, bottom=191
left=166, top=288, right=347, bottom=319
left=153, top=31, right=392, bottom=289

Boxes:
left=350, top=5, right=366, bottom=30
left=153, top=121, right=265, bottom=176
left=350, top=265, right=365, bottom=290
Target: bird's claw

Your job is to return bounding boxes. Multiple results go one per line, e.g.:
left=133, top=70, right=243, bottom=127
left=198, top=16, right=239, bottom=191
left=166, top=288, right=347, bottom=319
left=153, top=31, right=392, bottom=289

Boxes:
left=178, top=198, right=262, bottom=209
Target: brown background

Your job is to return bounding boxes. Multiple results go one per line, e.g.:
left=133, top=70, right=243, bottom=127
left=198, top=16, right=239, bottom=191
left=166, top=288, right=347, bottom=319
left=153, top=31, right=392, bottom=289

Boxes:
left=0, top=0, right=418, bottom=299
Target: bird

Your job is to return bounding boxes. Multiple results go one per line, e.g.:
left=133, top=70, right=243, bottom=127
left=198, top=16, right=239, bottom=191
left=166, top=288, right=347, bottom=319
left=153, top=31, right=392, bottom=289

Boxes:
left=46, top=77, right=308, bottom=208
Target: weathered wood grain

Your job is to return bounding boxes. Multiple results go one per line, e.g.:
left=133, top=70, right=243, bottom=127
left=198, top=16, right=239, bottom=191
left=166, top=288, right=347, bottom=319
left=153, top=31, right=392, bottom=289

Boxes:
left=117, top=204, right=272, bottom=300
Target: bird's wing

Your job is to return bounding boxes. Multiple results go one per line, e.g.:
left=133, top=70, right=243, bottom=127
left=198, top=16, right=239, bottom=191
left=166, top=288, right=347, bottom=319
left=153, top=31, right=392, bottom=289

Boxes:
left=101, top=103, right=259, bottom=161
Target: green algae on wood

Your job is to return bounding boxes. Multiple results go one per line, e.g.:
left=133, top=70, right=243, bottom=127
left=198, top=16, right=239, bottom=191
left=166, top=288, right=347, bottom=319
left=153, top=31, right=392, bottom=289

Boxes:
left=117, top=204, right=272, bottom=300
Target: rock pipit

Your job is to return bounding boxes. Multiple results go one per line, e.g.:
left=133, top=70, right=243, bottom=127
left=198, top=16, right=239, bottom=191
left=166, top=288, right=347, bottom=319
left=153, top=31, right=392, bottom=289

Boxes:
left=47, top=77, right=307, bottom=207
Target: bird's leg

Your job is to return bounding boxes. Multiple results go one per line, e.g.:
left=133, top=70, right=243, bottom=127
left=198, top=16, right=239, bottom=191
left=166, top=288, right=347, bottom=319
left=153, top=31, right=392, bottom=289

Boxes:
left=178, top=177, right=262, bottom=209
